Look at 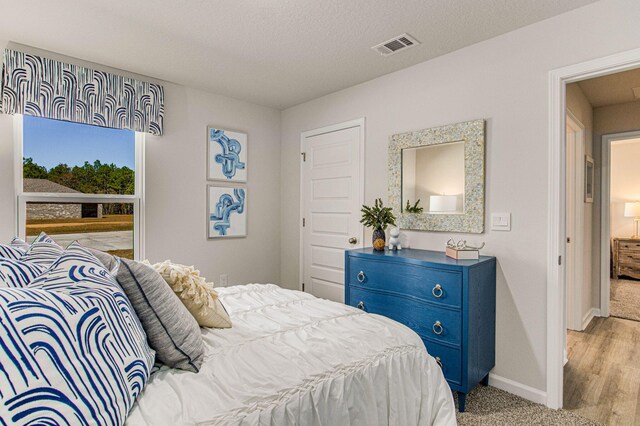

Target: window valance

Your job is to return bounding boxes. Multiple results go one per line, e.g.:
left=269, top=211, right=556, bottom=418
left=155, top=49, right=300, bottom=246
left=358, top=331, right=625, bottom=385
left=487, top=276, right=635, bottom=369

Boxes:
left=1, top=49, right=164, bottom=135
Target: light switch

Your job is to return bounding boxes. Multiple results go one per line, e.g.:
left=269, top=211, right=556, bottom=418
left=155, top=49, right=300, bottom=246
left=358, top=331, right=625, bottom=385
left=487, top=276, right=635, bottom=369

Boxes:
left=491, top=213, right=511, bottom=231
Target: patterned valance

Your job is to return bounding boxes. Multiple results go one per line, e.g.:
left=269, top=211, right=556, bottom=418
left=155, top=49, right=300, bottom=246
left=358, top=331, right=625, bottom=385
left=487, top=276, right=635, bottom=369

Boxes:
left=1, top=49, right=164, bottom=135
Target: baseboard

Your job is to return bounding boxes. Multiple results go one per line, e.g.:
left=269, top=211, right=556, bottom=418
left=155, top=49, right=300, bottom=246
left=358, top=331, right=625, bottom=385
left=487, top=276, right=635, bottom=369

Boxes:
left=582, top=307, right=600, bottom=330
left=488, top=373, right=547, bottom=405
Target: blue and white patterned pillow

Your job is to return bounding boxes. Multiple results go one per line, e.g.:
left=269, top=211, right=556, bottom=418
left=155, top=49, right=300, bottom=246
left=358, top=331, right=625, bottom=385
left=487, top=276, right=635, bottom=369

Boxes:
left=0, top=242, right=155, bottom=425
left=20, top=241, right=65, bottom=267
left=0, top=244, right=24, bottom=260
left=31, top=231, right=59, bottom=245
left=0, top=258, right=47, bottom=288
left=10, top=237, right=30, bottom=252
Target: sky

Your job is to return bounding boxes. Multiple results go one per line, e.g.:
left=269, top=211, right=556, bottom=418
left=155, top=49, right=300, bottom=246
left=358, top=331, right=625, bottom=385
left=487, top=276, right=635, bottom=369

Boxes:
left=23, top=115, right=135, bottom=170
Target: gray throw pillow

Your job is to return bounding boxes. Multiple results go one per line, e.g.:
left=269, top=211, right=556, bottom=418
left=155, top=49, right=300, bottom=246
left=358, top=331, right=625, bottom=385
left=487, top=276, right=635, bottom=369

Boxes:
left=87, top=247, right=120, bottom=274
left=116, top=258, right=204, bottom=372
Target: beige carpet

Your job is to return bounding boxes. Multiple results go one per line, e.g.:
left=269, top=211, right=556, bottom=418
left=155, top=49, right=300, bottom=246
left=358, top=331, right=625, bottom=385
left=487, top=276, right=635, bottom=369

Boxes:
left=610, top=279, right=640, bottom=322
left=455, top=386, right=599, bottom=425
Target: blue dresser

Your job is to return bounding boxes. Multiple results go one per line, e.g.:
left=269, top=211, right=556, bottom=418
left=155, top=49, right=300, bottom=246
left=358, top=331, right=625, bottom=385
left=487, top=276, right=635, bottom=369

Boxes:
left=344, top=248, right=496, bottom=412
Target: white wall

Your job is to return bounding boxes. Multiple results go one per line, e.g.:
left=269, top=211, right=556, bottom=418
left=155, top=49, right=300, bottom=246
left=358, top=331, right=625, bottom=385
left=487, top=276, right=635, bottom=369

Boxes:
left=0, top=116, right=15, bottom=244
left=144, top=83, right=281, bottom=286
left=566, top=83, right=595, bottom=326
left=0, top=39, right=16, bottom=244
left=611, top=138, right=640, bottom=238
left=0, top=44, right=282, bottom=287
left=280, top=0, right=640, bottom=396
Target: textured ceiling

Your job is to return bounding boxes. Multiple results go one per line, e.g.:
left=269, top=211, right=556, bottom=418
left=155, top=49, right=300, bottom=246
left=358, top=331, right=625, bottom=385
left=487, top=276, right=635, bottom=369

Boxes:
left=0, top=0, right=599, bottom=109
left=578, top=67, right=640, bottom=107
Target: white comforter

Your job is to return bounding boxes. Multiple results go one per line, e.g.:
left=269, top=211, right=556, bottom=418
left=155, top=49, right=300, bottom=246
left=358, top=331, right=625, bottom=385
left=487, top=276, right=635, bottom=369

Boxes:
left=126, top=284, right=456, bottom=426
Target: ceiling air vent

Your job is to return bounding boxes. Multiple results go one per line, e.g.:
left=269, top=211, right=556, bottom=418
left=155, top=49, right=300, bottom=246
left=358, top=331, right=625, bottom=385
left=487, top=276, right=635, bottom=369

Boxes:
left=372, top=33, right=420, bottom=56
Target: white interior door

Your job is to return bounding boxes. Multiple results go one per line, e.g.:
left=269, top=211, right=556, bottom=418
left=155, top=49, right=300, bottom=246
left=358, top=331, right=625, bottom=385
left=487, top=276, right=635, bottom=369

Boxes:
left=565, top=122, right=576, bottom=334
left=301, top=119, right=364, bottom=303
left=565, top=113, right=585, bottom=333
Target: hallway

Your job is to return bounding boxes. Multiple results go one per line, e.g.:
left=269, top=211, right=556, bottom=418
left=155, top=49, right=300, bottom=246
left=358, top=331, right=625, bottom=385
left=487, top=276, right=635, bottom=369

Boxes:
left=565, top=316, right=640, bottom=425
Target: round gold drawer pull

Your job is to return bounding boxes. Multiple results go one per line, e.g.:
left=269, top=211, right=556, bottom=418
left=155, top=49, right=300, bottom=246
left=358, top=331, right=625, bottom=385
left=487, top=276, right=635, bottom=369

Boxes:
left=357, top=301, right=365, bottom=310
left=435, top=357, right=443, bottom=368
left=357, top=271, right=366, bottom=283
left=433, top=321, right=444, bottom=335
left=432, top=284, right=443, bottom=298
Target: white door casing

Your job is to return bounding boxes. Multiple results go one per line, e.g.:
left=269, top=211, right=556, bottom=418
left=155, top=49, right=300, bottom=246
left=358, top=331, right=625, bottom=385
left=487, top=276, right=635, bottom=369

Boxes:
left=300, top=119, right=365, bottom=303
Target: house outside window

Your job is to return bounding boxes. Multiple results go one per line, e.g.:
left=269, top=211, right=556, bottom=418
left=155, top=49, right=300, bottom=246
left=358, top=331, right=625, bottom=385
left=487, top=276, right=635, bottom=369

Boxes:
left=16, top=115, right=144, bottom=260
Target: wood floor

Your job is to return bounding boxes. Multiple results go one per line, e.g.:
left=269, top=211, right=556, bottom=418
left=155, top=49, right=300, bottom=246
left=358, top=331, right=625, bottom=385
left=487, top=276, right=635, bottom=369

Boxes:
left=565, top=316, right=640, bottom=425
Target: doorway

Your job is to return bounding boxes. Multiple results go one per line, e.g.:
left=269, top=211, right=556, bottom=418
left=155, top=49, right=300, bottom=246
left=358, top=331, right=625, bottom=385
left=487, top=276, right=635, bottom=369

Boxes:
left=548, top=47, right=640, bottom=411
left=602, top=132, right=640, bottom=321
left=551, top=50, right=640, bottom=423
left=300, top=119, right=365, bottom=303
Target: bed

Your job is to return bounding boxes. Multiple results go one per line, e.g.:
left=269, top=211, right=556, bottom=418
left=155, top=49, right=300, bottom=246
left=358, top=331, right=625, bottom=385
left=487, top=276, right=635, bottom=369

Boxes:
left=126, top=284, right=456, bottom=425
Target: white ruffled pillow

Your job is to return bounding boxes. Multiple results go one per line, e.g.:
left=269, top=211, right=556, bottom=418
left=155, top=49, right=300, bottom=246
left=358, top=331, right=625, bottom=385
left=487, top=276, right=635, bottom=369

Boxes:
left=147, top=260, right=232, bottom=329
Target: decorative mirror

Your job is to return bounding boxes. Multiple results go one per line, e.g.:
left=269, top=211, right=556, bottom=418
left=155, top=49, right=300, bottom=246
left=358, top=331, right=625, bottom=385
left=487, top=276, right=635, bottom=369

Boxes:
left=388, top=119, right=485, bottom=233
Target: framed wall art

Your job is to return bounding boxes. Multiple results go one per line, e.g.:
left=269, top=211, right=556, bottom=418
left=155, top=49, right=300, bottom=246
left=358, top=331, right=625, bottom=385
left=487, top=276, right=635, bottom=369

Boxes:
left=585, top=155, right=594, bottom=203
left=207, top=126, right=247, bottom=182
left=207, top=185, right=247, bottom=238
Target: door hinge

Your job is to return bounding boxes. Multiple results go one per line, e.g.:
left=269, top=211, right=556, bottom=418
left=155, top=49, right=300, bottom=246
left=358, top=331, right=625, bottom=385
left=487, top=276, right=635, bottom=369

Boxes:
left=301, top=152, right=306, bottom=162
left=558, top=255, right=562, bottom=266
left=302, top=283, right=305, bottom=292
left=302, top=218, right=306, bottom=227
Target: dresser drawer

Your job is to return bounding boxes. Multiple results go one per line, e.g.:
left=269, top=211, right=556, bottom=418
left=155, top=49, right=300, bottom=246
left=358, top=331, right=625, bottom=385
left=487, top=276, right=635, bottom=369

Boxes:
left=619, top=241, right=640, bottom=251
left=349, top=287, right=461, bottom=346
left=422, top=340, right=462, bottom=385
left=618, top=266, right=640, bottom=279
left=348, top=257, right=462, bottom=308
left=619, top=252, right=640, bottom=263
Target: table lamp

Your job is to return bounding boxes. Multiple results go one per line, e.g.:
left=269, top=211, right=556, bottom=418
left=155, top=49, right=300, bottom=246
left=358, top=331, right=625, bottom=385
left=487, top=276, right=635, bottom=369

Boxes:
left=430, top=195, right=457, bottom=213
left=624, top=202, right=640, bottom=239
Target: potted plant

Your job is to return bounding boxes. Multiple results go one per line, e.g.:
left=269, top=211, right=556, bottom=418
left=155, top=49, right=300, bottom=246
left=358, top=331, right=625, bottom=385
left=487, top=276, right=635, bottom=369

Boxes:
left=360, top=198, right=396, bottom=251
left=405, top=199, right=424, bottom=214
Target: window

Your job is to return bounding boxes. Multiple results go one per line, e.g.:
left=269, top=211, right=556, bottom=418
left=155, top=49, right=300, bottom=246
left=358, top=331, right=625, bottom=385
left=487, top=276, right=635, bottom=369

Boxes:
left=16, top=115, right=144, bottom=260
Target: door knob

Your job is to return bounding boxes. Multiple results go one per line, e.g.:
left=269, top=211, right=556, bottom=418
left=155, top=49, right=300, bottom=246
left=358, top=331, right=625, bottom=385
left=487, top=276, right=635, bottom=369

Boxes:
left=349, top=237, right=358, bottom=244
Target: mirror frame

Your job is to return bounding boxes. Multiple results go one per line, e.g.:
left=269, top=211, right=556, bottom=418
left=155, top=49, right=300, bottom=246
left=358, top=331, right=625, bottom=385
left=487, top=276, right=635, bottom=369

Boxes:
left=388, top=119, right=485, bottom=233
